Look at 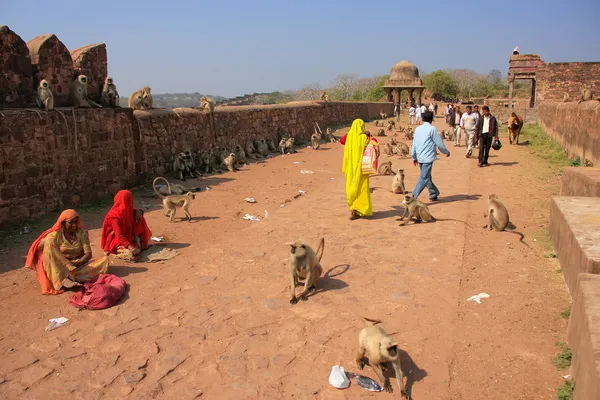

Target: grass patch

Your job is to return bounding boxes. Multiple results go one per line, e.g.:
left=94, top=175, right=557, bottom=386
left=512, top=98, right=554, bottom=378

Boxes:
left=560, top=308, right=571, bottom=319
left=552, top=342, right=572, bottom=370
left=532, top=227, right=553, bottom=253
left=545, top=252, right=558, bottom=259
left=556, top=379, right=574, bottom=400
left=555, top=268, right=563, bottom=273
left=519, top=124, right=580, bottom=174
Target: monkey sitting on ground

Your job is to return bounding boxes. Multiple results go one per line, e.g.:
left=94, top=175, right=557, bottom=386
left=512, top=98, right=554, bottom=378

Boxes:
left=484, top=194, right=530, bottom=247
left=376, top=129, right=386, bottom=137
left=246, top=141, right=263, bottom=159
left=37, top=79, right=54, bottom=111
left=375, top=120, right=383, bottom=127
left=379, top=111, right=387, bottom=119
left=400, top=193, right=435, bottom=226
left=392, top=168, right=406, bottom=194
left=383, top=142, right=394, bottom=156
left=183, top=150, right=201, bottom=178
left=377, top=160, right=394, bottom=175
left=154, top=179, right=201, bottom=196
left=100, top=76, right=120, bottom=107
left=280, top=137, right=296, bottom=154
left=325, top=127, right=337, bottom=143
left=311, top=133, right=322, bottom=150
left=196, top=150, right=211, bottom=174
left=356, top=317, right=407, bottom=396
left=256, top=138, right=270, bottom=156
left=223, top=152, right=239, bottom=172
left=267, top=138, right=277, bottom=152
left=393, top=142, right=411, bottom=157
left=404, top=130, right=414, bottom=140
left=153, top=177, right=195, bottom=223
left=287, top=237, right=325, bottom=304
left=387, top=120, right=395, bottom=131
left=200, top=95, right=214, bottom=112
left=234, top=144, right=246, bottom=166
left=172, top=152, right=188, bottom=181
left=71, top=75, right=102, bottom=108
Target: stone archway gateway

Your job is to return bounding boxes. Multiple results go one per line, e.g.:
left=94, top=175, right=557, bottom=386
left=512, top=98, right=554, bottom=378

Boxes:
left=383, top=60, right=425, bottom=107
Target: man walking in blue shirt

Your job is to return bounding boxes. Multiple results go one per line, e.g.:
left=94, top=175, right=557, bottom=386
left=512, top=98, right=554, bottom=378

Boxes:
left=410, top=110, right=451, bottom=201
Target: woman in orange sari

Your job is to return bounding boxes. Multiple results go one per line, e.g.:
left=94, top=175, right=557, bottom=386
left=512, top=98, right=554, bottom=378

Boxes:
left=25, top=209, right=110, bottom=295
left=101, top=190, right=152, bottom=262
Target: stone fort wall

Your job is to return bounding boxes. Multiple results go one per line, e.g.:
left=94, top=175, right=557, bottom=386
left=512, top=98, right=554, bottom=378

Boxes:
left=537, top=62, right=600, bottom=103
left=0, top=101, right=393, bottom=227
left=538, top=101, right=600, bottom=167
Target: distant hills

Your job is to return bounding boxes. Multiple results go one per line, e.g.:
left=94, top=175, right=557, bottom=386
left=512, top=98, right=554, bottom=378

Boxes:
left=118, top=93, right=226, bottom=109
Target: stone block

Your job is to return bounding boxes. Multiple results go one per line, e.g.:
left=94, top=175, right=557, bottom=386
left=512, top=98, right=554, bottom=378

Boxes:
left=0, top=25, right=34, bottom=107
left=27, top=34, right=73, bottom=107
left=550, top=196, right=600, bottom=295
left=567, top=273, right=600, bottom=400
left=71, top=43, right=107, bottom=103
left=561, top=167, right=600, bottom=197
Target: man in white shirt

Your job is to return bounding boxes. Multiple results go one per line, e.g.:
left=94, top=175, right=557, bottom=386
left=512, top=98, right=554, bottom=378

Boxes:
left=408, top=105, right=416, bottom=125
left=420, top=104, right=426, bottom=115
left=428, top=103, right=434, bottom=113
left=452, top=105, right=462, bottom=147
left=459, top=106, right=477, bottom=157
left=415, top=104, right=422, bottom=124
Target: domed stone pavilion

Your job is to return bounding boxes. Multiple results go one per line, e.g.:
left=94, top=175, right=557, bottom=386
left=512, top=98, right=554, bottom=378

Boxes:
left=383, top=60, right=425, bottom=106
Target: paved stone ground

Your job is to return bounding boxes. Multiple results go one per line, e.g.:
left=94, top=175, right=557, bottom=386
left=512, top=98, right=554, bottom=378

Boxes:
left=0, top=114, right=570, bottom=399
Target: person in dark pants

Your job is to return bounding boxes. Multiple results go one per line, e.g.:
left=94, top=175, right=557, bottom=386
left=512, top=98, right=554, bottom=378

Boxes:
left=475, top=106, right=498, bottom=167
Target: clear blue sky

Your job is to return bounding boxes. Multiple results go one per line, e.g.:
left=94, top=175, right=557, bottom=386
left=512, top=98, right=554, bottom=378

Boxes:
left=4, top=0, right=599, bottom=98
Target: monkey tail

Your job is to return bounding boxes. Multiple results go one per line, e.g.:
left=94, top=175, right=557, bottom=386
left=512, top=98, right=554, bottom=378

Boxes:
left=316, top=237, right=325, bottom=263
left=152, top=176, right=171, bottom=199
left=506, top=229, right=531, bottom=248
left=361, top=317, right=382, bottom=326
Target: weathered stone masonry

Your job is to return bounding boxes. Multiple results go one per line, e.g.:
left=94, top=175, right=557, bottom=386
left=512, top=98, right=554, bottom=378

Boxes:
left=0, top=101, right=393, bottom=227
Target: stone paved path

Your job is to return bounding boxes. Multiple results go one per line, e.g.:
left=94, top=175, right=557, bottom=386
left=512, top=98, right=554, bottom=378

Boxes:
left=0, top=115, right=569, bottom=399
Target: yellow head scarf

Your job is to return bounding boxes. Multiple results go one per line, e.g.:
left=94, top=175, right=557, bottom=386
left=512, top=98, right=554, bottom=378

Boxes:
left=342, top=119, right=367, bottom=204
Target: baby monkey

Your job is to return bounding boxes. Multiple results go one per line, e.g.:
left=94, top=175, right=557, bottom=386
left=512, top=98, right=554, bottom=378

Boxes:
left=286, top=237, right=325, bottom=304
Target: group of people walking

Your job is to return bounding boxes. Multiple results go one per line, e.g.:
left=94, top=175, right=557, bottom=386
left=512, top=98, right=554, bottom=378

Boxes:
left=343, top=103, right=499, bottom=220
left=406, top=102, right=439, bottom=125
left=445, top=103, right=498, bottom=167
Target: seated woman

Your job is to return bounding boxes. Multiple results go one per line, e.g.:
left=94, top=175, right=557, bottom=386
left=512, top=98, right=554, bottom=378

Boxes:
left=25, top=209, right=110, bottom=295
left=101, top=190, right=152, bottom=262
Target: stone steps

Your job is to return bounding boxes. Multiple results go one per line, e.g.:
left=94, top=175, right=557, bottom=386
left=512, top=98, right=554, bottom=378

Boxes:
left=550, top=167, right=600, bottom=396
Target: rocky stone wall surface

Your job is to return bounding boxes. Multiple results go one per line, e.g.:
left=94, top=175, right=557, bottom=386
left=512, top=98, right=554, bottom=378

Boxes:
left=27, top=34, right=74, bottom=107
left=0, top=101, right=393, bottom=226
left=71, top=43, right=108, bottom=103
left=537, top=62, right=600, bottom=103
left=0, top=25, right=34, bottom=108
left=539, top=101, right=600, bottom=167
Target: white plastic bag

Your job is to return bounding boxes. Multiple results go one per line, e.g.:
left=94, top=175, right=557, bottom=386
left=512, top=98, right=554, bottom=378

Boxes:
left=328, top=365, right=350, bottom=389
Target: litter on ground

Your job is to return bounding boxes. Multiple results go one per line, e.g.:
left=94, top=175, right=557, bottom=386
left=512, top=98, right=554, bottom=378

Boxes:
left=467, top=292, right=490, bottom=304
left=300, top=170, right=314, bottom=174
left=245, top=197, right=257, bottom=203
left=45, top=317, right=69, bottom=331
left=243, top=214, right=260, bottom=221
left=151, top=236, right=165, bottom=242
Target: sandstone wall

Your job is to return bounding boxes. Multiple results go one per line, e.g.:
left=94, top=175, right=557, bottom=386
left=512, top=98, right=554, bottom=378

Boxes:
left=0, top=101, right=392, bottom=226
left=537, top=62, right=600, bottom=103
left=27, top=34, right=74, bottom=107
left=0, top=25, right=35, bottom=108
left=538, top=101, right=600, bottom=167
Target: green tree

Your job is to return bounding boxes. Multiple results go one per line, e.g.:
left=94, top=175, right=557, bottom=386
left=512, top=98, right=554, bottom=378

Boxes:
left=365, top=75, right=389, bottom=101
left=422, top=70, right=459, bottom=100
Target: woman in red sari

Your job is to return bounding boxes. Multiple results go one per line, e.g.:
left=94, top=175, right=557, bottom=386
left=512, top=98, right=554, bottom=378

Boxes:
left=101, top=190, right=152, bottom=262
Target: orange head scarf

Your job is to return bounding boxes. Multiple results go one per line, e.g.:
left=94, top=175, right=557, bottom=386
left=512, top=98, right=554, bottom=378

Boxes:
left=24, top=209, right=85, bottom=295
left=101, top=190, right=134, bottom=252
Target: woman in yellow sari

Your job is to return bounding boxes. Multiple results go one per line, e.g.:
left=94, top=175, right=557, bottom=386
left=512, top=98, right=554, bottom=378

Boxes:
left=342, top=118, right=376, bottom=220
left=25, top=209, right=110, bottom=295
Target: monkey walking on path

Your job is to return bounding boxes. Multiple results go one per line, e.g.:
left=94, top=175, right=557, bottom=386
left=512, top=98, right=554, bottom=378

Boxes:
left=356, top=317, right=409, bottom=398
left=153, top=177, right=195, bottom=223
left=287, top=237, right=325, bottom=304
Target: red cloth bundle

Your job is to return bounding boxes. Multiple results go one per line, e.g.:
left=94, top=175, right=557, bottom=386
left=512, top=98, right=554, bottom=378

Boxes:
left=69, top=274, right=127, bottom=310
